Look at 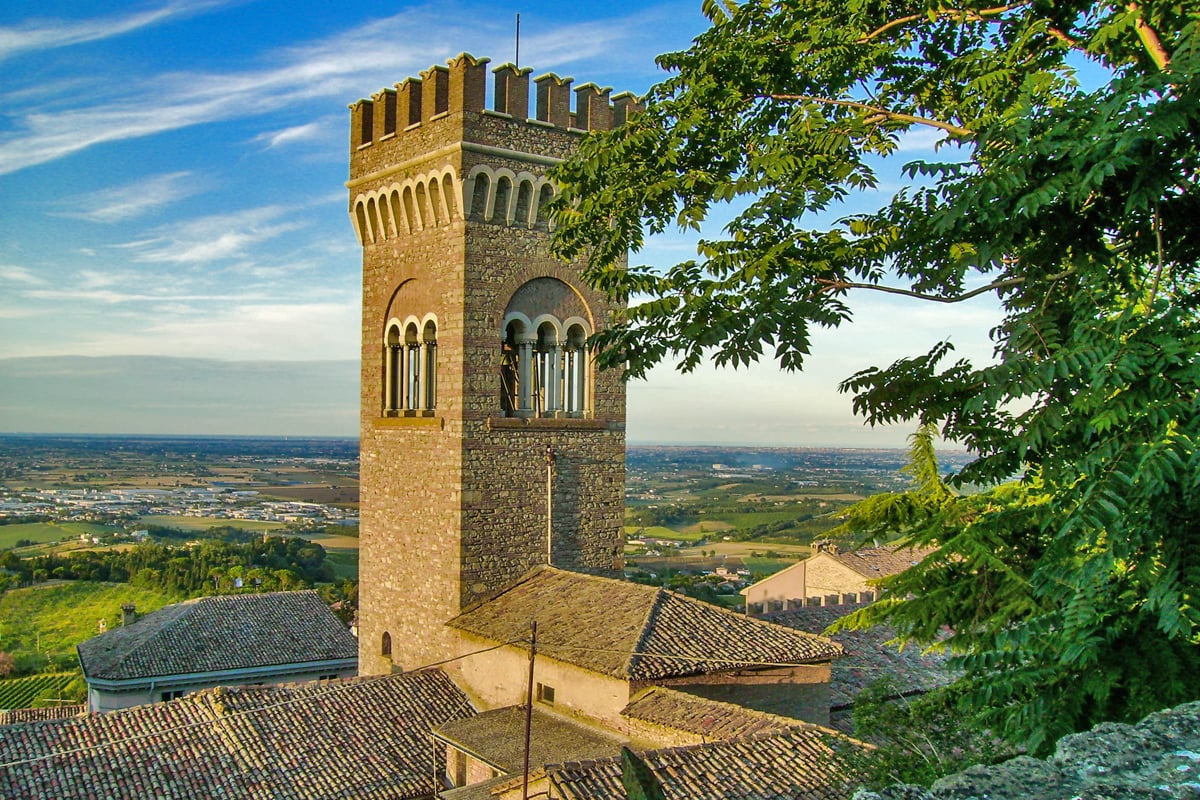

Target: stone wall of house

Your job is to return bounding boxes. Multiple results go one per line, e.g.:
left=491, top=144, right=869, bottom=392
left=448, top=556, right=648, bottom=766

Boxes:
left=803, top=554, right=875, bottom=599
left=452, top=633, right=632, bottom=724
left=656, top=665, right=833, bottom=727
left=853, top=701, right=1200, bottom=800
left=351, top=54, right=634, bottom=674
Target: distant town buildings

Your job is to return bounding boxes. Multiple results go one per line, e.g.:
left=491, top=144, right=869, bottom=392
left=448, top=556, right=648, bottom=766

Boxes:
left=0, top=485, right=356, bottom=528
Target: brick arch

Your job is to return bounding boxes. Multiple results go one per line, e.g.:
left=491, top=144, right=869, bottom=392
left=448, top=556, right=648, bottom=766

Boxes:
left=349, top=165, right=462, bottom=244
left=490, top=265, right=598, bottom=334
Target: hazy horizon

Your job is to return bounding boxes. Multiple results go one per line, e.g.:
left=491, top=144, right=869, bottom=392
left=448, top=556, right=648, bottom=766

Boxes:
left=0, top=354, right=927, bottom=448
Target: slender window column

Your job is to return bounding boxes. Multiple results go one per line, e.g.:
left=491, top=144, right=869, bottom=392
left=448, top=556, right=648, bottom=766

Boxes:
left=518, top=339, right=535, bottom=414
left=565, top=346, right=584, bottom=414
left=423, top=339, right=437, bottom=410
left=547, top=344, right=563, bottom=413
left=387, top=344, right=402, bottom=412
left=399, top=344, right=411, bottom=410
left=407, top=344, right=422, bottom=410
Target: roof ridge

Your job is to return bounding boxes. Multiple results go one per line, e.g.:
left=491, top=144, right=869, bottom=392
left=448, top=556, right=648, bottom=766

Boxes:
left=112, top=599, right=198, bottom=670
left=664, top=586, right=844, bottom=660
left=625, top=585, right=670, bottom=678
left=629, top=685, right=798, bottom=727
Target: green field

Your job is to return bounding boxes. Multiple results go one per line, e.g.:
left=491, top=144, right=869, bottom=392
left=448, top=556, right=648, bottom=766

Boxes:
left=0, top=521, right=116, bottom=549
left=625, top=526, right=707, bottom=543
left=0, top=673, right=83, bottom=710
left=323, top=550, right=359, bottom=580
left=0, top=582, right=182, bottom=666
left=138, top=515, right=285, bottom=533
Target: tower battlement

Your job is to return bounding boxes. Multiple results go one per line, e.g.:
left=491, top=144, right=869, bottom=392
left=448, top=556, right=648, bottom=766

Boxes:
left=349, top=53, right=642, bottom=156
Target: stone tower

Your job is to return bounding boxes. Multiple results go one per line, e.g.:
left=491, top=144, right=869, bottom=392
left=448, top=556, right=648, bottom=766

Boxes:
left=348, top=54, right=636, bottom=675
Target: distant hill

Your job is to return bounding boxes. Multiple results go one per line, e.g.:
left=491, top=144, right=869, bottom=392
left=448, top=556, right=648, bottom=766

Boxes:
left=0, top=356, right=357, bottom=436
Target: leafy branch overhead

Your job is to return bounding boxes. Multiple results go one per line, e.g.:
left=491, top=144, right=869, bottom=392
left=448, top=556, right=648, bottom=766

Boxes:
left=551, top=0, right=1200, bottom=754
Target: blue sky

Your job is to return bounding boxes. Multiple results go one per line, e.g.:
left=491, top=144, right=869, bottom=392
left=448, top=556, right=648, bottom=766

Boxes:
left=0, top=0, right=1001, bottom=446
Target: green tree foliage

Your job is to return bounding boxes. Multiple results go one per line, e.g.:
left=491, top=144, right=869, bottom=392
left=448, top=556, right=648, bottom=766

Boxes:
left=620, top=747, right=666, bottom=800
left=7, top=536, right=340, bottom=597
left=552, top=0, right=1200, bottom=752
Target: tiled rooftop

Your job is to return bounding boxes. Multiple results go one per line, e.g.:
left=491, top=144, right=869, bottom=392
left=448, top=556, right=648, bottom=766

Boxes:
left=77, top=590, right=358, bottom=681
left=621, top=686, right=797, bottom=741
left=434, top=705, right=625, bottom=773
left=823, top=546, right=936, bottom=580
left=0, top=669, right=473, bottom=800
left=0, top=705, right=86, bottom=726
left=448, top=567, right=841, bottom=680
left=548, top=726, right=859, bottom=800
left=769, top=603, right=952, bottom=709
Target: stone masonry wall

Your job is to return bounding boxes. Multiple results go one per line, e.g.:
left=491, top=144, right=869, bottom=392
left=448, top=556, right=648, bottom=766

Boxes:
left=854, top=701, right=1200, bottom=800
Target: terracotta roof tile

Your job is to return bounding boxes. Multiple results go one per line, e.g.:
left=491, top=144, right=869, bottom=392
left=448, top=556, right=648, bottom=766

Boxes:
left=621, top=687, right=797, bottom=741
left=825, top=546, right=936, bottom=580
left=0, top=669, right=473, bottom=800
left=769, top=604, right=952, bottom=708
left=77, top=590, right=358, bottom=681
left=448, top=568, right=841, bottom=680
left=0, top=706, right=86, bottom=726
left=434, top=705, right=625, bottom=773
left=549, top=726, right=860, bottom=800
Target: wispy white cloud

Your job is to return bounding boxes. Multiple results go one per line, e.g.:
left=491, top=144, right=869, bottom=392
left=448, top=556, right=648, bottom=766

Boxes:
left=0, top=1, right=233, bottom=62
left=0, top=2, right=686, bottom=175
left=0, top=265, right=46, bottom=285
left=116, top=206, right=299, bottom=264
left=57, top=171, right=200, bottom=223
left=57, top=299, right=361, bottom=360
left=251, top=120, right=330, bottom=149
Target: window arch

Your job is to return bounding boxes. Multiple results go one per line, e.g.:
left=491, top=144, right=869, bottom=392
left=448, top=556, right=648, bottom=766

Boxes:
left=535, top=319, right=561, bottom=415
left=501, top=278, right=592, bottom=419
left=385, top=322, right=403, bottom=414
left=381, top=631, right=392, bottom=657
left=500, top=313, right=590, bottom=418
left=422, top=319, right=438, bottom=410
left=564, top=322, right=589, bottom=415
left=382, top=315, right=437, bottom=416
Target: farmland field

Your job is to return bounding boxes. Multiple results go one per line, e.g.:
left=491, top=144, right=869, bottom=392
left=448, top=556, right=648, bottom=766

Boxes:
left=0, top=582, right=182, bottom=665
left=138, top=515, right=285, bottom=533
left=0, top=521, right=115, bottom=550
left=0, top=673, right=83, bottom=710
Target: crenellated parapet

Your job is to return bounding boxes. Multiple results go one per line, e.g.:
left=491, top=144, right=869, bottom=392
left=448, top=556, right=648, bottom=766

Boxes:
left=348, top=53, right=643, bottom=245
left=349, top=52, right=643, bottom=154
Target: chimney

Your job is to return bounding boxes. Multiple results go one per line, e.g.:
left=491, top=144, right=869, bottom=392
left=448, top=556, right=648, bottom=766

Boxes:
left=121, top=603, right=136, bottom=626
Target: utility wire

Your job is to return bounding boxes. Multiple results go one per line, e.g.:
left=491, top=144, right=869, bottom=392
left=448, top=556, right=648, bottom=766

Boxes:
left=1, top=630, right=938, bottom=768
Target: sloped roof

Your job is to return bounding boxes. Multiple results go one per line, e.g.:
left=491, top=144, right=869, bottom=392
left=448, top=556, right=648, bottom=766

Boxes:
left=77, top=591, right=358, bottom=682
left=447, top=567, right=841, bottom=681
left=769, top=603, right=952, bottom=709
left=621, top=686, right=797, bottom=741
left=823, top=546, right=935, bottom=580
left=434, top=705, right=624, bottom=773
left=548, top=726, right=859, bottom=800
left=0, top=670, right=473, bottom=800
left=0, top=705, right=86, bottom=726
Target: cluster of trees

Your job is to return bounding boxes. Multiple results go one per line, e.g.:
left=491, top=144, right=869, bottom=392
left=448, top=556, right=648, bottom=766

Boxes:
left=554, top=0, right=1198, bottom=768
left=3, top=536, right=337, bottom=596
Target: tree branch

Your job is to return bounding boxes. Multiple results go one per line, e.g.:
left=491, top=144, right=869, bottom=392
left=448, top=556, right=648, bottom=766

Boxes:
left=1127, top=3, right=1171, bottom=71
left=858, top=4, right=1023, bottom=43
left=816, top=269, right=1074, bottom=303
left=763, top=94, right=974, bottom=137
